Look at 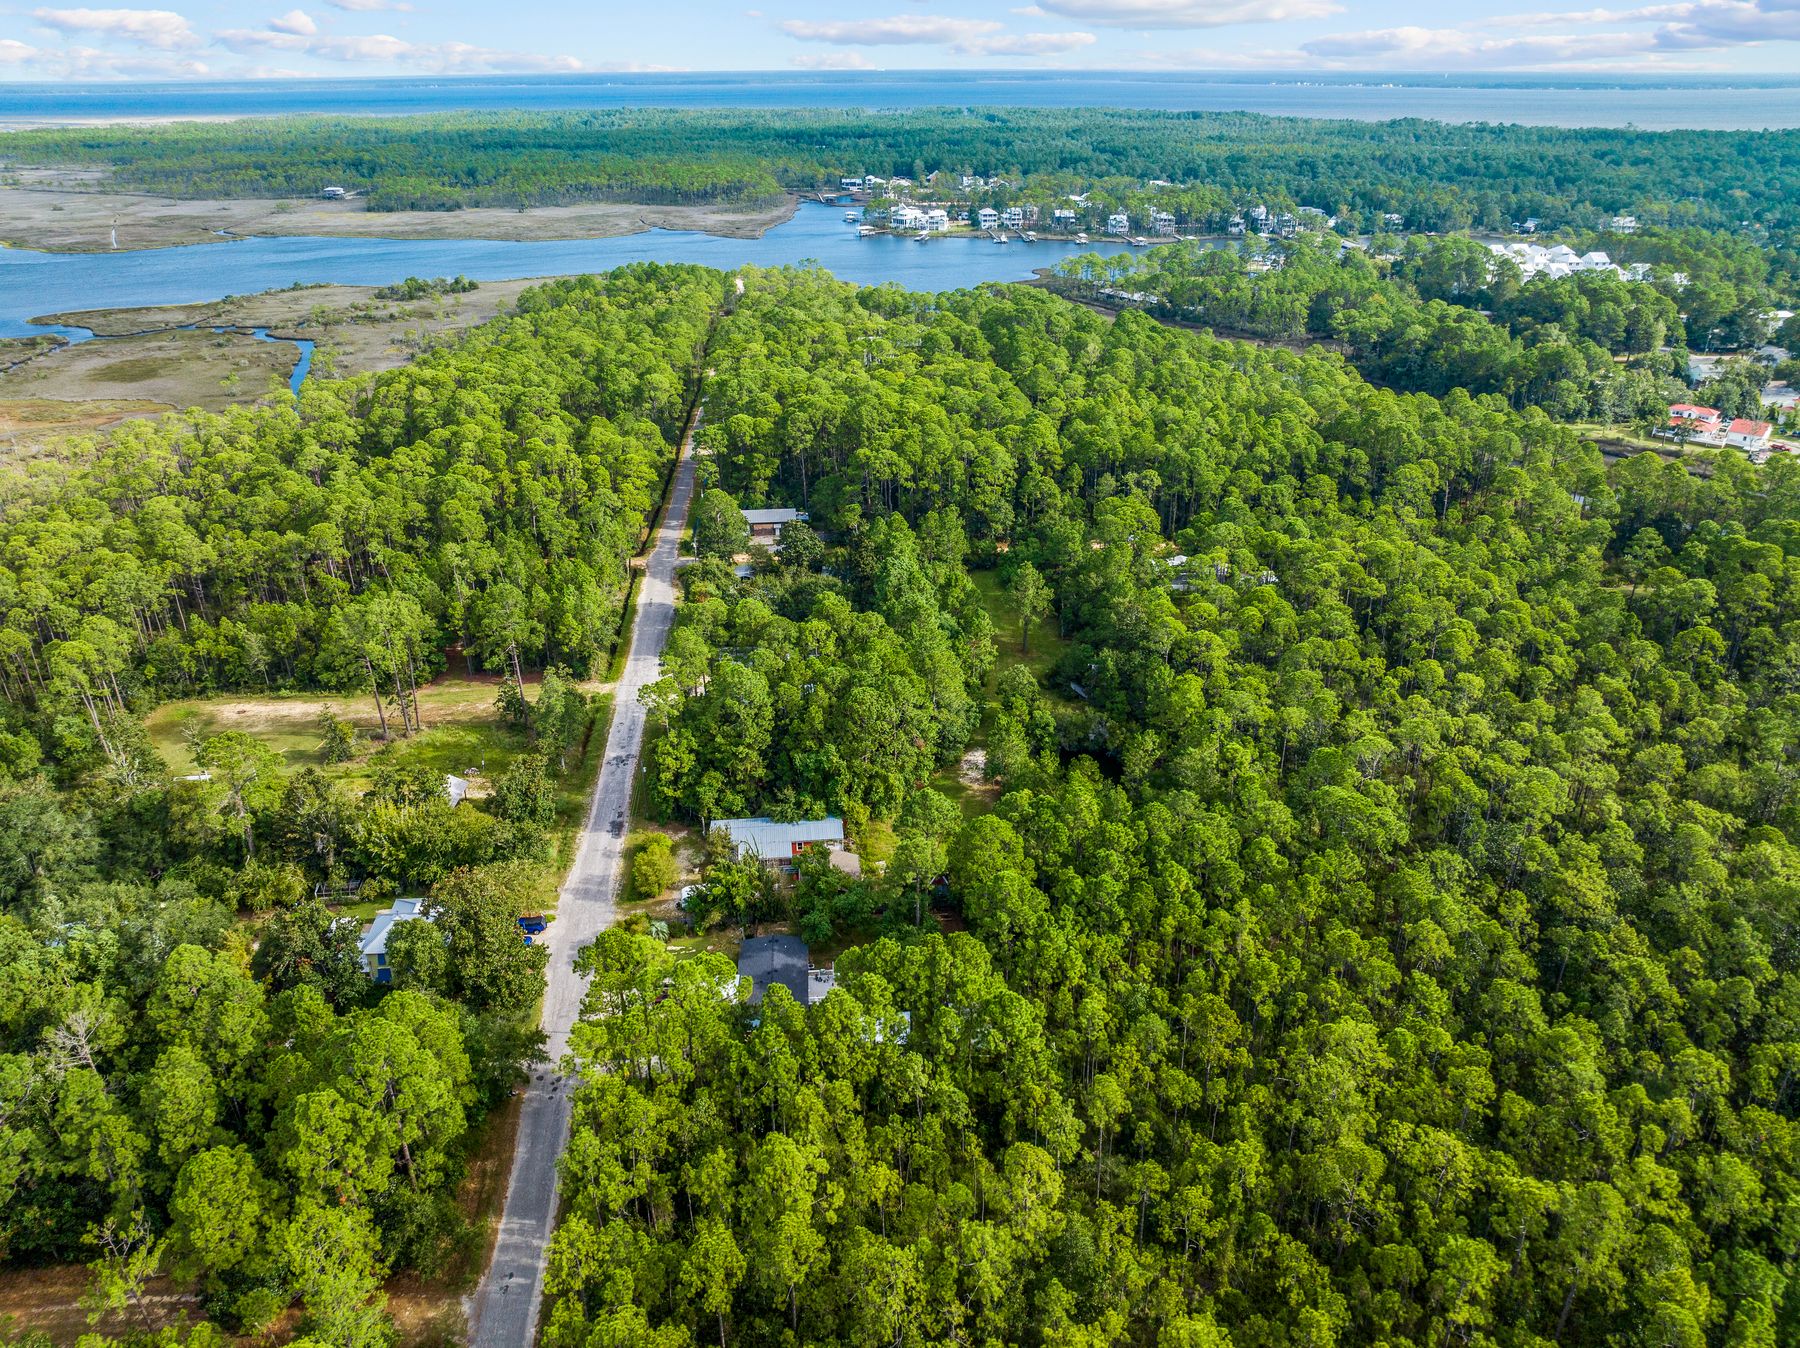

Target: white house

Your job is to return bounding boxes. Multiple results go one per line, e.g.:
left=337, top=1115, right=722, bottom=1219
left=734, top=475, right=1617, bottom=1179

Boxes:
left=924, top=208, right=950, bottom=233
left=977, top=207, right=1000, bottom=230
left=840, top=177, right=864, bottom=191
left=889, top=204, right=925, bottom=230
left=1726, top=418, right=1773, bottom=451
left=1150, top=210, right=1177, bottom=237
left=1001, top=205, right=1027, bottom=230
left=1610, top=215, right=1640, bottom=233
left=1106, top=212, right=1130, bottom=236
left=714, top=816, right=845, bottom=866
left=360, top=897, right=432, bottom=983
left=1052, top=208, right=1077, bottom=229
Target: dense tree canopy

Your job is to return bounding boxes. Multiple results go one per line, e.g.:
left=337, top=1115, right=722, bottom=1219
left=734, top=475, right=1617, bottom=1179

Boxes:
left=554, top=269, right=1800, bottom=1348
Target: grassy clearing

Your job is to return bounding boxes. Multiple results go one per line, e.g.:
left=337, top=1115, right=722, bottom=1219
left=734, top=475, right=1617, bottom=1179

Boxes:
left=144, top=675, right=610, bottom=916
left=971, top=568, right=1067, bottom=684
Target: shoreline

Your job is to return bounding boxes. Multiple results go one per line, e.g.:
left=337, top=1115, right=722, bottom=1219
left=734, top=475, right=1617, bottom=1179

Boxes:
left=0, top=184, right=801, bottom=254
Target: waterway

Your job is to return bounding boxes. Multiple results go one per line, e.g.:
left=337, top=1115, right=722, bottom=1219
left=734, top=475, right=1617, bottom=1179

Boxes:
left=0, top=202, right=1143, bottom=344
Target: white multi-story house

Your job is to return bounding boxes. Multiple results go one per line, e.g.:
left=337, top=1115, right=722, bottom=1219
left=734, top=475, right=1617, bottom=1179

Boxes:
left=1150, top=210, right=1177, bottom=237
left=924, top=208, right=950, bottom=233
left=1106, top=212, right=1131, bottom=236
left=977, top=206, right=1000, bottom=230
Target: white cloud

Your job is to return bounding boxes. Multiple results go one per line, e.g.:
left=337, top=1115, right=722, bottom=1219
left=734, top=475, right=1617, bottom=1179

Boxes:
left=964, top=29, right=1098, bottom=52
left=31, top=7, right=199, bottom=50
left=213, top=23, right=587, bottom=72
left=780, top=15, right=1004, bottom=45
left=324, top=0, right=413, bottom=11
left=1031, top=0, right=1341, bottom=27
left=268, top=9, right=319, bottom=36
left=1159, top=0, right=1800, bottom=70
left=0, top=38, right=42, bottom=62
left=779, top=12, right=1094, bottom=54
left=790, top=50, right=878, bottom=68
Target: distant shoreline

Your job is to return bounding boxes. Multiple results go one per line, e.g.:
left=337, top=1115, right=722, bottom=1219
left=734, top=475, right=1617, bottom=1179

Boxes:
left=0, top=185, right=800, bottom=254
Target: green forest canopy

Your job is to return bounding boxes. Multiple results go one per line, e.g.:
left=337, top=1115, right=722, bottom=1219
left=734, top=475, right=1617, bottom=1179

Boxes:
left=3, top=264, right=1800, bottom=1346
left=6, top=107, right=1800, bottom=232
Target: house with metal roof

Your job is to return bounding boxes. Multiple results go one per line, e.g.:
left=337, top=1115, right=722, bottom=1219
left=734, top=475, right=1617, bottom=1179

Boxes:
left=740, top=507, right=808, bottom=548
left=714, top=816, right=844, bottom=863
left=359, top=897, right=433, bottom=983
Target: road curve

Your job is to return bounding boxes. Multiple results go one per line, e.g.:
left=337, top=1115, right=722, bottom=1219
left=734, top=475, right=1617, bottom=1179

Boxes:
left=468, top=398, right=703, bottom=1348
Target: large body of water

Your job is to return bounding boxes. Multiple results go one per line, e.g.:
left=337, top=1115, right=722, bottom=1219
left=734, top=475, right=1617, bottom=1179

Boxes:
left=0, top=204, right=1142, bottom=340
left=3, top=72, right=1800, bottom=131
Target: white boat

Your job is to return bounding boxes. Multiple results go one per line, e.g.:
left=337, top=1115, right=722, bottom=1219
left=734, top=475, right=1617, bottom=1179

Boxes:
left=1022, top=231, right=1037, bottom=242
left=1131, top=236, right=1150, bottom=246
left=844, top=212, right=859, bottom=223
left=995, top=233, right=1008, bottom=244
left=1075, top=233, right=1089, bottom=243
left=857, top=226, right=879, bottom=237
left=915, top=231, right=929, bottom=242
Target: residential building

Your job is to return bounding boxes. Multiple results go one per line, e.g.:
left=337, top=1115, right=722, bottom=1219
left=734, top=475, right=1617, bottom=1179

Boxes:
left=741, top=507, right=807, bottom=547
left=737, top=934, right=839, bottom=1007
left=1052, top=207, right=1078, bottom=229
left=1610, top=215, right=1640, bottom=233
left=889, top=204, right=925, bottom=231
left=359, top=897, right=432, bottom=983
left=1106, top=212, right=1130, bottom=236
left=1150, top=210, right=1177, bottom=237
left=1726, top=418, right=1774, bottom=451
left=977, top=206, right=1000, bottom=231
left=923, top=208, right=950, bottom=233
left=1001, top=205, right=1027, bottom=230
left=839, top=177, right=864, bottom=191
left=713, top=815, right=845, bottom=864
left=1227, top=214, right=1246, bottom=236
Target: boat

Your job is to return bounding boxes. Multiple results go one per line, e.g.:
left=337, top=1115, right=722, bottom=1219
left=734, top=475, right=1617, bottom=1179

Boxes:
left=915, top=231, right=929, bottom=241
left=857, top=225, right=879, bottom=237
left=844, top=211, right=859, bottom=223
left=1075, top=232, right=1089, bottom=243
left=1131, top=236, right=1150, bottom=246
left=1022, top=231, right=1037, bottom=242
left=995, top=233, right=1008, bottom=245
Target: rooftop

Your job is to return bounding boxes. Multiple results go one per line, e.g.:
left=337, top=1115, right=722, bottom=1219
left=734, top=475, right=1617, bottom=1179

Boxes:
left=741, top=508, right=807, bottom=527
left=713, top=816, right=845, bottom=858
left=360, top=897, right=429, bottom=960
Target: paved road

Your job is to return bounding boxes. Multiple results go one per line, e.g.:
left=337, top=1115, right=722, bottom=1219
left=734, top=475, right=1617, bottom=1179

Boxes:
left=468, top=399, right=703, bottom=1348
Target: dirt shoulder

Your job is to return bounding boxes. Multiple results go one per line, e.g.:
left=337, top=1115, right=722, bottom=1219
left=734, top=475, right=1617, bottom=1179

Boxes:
left=0, top=183, right=798, bottom=253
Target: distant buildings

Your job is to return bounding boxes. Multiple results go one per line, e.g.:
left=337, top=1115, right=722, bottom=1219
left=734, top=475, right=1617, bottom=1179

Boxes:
left=977, top=206, right=1000, bottom=231
left=1150, top=210, right=1177, bottom=237
left=923, top=208, right=950, bottom=233
left=1106, top=212, right=1131, bottom=236
left=1610, top=215, right=1640, bottom=234
left=1487, top=242, right=1655, bottom=283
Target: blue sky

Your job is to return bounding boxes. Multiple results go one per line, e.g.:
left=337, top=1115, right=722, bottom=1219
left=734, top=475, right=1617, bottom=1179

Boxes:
left=2, top=1, right=1799, bottom=80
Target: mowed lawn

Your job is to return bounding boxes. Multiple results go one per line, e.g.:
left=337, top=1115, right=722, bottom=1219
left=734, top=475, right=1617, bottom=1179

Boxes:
left=970, top=567, right=1068, bottom=684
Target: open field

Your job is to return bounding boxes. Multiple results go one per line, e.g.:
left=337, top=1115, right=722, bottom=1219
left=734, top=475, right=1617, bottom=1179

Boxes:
left=0, top=182, right=797, bottom=253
